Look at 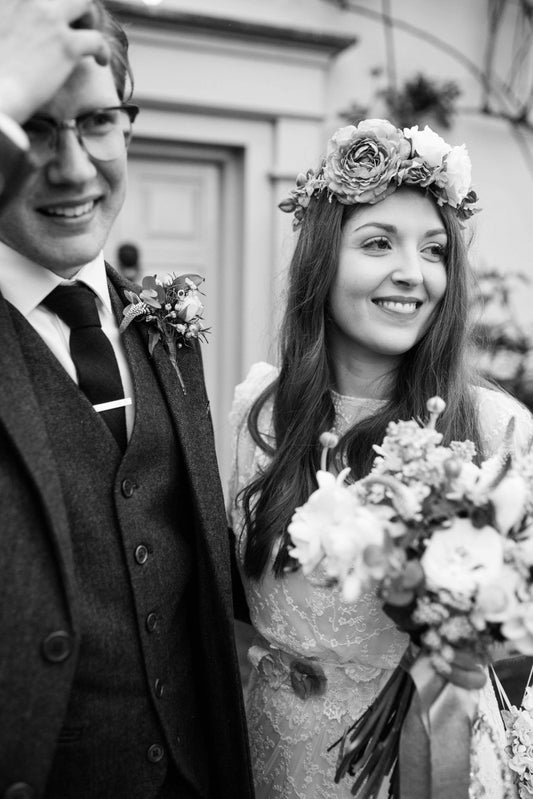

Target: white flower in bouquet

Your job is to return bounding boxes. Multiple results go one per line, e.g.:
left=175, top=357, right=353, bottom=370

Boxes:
left=288, top=469, right=385, bottom=600
left=474, top=565, right=522, bottom=624
left=372, top=419, right=443, bottom=476
left=420, top=518, right=504, bottom=599
left=515, top=527, right=533, bottom=567
left=523, top=687, right=533, bottom=714
left=287, top=470, right=346, bottom=575
left=491, top=473, right=530, bottom=534
left=501, top=603, right=533, bottom=654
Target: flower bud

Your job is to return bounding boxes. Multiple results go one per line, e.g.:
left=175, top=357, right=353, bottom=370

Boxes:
left=401, top=560, right=425, bottom=590
left=443, top=458, right=462, bottom=480
left=319, top=432, right=339, bottom=449
left=426, top=396, right=446, bottom=415
left=426, top=396, right=446, bottom=429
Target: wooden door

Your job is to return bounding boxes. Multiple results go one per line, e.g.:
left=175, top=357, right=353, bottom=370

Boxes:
left=106, top=147, right=241, bottom=486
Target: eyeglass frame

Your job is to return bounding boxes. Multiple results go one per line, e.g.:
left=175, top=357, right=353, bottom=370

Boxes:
left=23, top=103, right=140, bottom=166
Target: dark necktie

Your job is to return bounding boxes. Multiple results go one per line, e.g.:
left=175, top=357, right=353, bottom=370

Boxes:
left=43, top=284, right=127, bottom=450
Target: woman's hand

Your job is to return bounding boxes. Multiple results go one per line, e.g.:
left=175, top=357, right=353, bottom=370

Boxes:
left=434, top=649, right=487, bottom=690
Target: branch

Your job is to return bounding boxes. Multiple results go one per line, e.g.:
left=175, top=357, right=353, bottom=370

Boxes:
left=327, top=1, right=522, bottom=114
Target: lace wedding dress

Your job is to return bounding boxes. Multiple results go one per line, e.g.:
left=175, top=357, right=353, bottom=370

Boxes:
left=229, top=362, right=533, bottom=799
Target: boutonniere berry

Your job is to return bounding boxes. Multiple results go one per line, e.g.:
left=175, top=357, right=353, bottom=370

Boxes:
left=119, top=273, right=209, bottom=394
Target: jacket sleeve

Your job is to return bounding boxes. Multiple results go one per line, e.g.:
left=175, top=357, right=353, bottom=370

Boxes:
left=228, top=526, right=251, bottom=624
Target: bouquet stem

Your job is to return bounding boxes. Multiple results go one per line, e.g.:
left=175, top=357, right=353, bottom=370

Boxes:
left=332, top=652, right=415, bottom=799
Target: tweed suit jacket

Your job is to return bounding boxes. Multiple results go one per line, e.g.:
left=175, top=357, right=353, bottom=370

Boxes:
left=0, top=265, right=253, bottom=797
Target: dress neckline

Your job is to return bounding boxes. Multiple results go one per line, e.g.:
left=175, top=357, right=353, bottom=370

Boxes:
left=330, top=390, right=387, bottom=436
left=330, top=389, right=387, bottom=405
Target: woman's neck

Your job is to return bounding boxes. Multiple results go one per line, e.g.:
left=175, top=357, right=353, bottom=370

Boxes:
left=332, top=355, right=398, bottom=399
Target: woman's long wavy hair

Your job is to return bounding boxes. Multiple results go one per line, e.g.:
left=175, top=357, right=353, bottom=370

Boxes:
left=240, top=188, right=483, bottom=580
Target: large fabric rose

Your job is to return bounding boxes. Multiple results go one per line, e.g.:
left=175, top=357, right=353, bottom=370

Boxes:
left=324, top=119, right=410, bottom=205
left=420, top=518, right=504, bottom=598
left=398, top=157, right=439, bottom=190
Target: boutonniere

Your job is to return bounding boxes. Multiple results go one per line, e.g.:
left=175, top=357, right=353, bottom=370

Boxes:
left=119, top=273, right=209, bottom=394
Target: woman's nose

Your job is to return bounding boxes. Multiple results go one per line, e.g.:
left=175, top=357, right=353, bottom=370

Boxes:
left=45, top=129, right=98, bottom=185
left=390, top=250, right=424, bottom=286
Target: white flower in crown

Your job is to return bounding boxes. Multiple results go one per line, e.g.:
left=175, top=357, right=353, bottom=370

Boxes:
left=442, top=144, right=473, bottom=207
left=404, top=124, right=451, bottom=167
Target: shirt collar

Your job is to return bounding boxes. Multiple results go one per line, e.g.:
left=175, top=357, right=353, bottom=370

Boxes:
left=0, top=240, right=112, bottom=316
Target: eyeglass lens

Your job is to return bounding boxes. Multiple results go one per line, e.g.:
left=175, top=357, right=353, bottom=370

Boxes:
left=24, top=107, right=136, bottom=166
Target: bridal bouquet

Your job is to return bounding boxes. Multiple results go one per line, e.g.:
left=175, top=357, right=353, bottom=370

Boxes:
left=288, top=397, right=533, bottom=798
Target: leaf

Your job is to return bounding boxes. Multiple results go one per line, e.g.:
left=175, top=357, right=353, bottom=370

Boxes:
left=147, top=327, right=160, bottom=356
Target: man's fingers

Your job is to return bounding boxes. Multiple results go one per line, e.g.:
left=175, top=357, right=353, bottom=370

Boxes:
left=71, top=31, right=110, bottom=67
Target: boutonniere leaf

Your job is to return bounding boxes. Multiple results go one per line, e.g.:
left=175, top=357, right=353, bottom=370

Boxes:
left=120, top=272, right=209, bottom=394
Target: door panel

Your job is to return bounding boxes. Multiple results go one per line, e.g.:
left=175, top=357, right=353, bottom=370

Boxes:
left=106, top=153, right=233, bottom=483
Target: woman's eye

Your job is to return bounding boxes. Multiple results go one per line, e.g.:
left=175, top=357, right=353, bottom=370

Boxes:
left=423, top=243, right=446, bottom=261
left=362, top=236, right=391, bottom=252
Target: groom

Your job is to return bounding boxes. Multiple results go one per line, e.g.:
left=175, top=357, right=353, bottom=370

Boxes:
left=0, top=3, right=253, bottom=798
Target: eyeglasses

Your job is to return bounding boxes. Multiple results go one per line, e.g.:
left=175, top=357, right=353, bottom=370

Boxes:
left=23, top=104, right=139, bottom=166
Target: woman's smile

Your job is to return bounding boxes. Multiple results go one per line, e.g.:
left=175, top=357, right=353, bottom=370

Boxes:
left=371, top=296, right=424, bottom=316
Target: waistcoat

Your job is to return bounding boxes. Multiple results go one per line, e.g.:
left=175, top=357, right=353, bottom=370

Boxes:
left=10, top=294, right=209, bottom=799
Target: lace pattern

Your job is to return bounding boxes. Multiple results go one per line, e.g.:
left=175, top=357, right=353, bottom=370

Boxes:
left=228, top=364, right=532, bottom=799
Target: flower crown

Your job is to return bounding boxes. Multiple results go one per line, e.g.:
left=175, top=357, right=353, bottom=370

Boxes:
left=279, top=118, right=479, bottom=229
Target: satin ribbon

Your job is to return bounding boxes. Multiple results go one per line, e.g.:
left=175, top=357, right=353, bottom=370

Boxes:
left=399, top=653, right=480, bottom=799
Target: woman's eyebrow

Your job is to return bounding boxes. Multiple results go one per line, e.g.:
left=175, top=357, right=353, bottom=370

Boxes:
left=425, top=227, right=447, bottom=237
left=351, top=222, right=397, bottom=234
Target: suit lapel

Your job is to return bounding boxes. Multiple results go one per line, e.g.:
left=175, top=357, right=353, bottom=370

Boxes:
left=0, top=294, right=77, bottom=620
left=107, top=266, right=229, bottom=568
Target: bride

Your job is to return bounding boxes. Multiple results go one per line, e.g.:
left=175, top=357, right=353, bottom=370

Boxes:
left=228, top=119, right=532, bottom=798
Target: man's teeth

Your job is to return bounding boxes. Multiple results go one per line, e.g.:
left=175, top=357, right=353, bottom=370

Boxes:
left=375, top=300, right=419, bottom=314
left=44, top=201, right=95, bottom=218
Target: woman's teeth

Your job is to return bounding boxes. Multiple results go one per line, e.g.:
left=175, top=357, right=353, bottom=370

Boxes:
left=374, top=300, right=419, bottom=314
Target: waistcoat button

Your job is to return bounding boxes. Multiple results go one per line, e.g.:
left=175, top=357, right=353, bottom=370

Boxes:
left=4, top=784, right=35, bottom=799
left=146, top=744, right=165, bottom=763
left=41, top=631, right=72, bottom=663
left=154, top=678, right=164, bottom=698
left=145, top=612, right=158, bottom=633
left=121, top=479, right=136, bottom=498
left=134, top=544, right=149, bottom=565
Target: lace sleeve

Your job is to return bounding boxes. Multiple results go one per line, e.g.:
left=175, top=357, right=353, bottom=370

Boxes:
left=475, top=386, right=533, bottom=458
left=227, top=362, right=278, bottom=530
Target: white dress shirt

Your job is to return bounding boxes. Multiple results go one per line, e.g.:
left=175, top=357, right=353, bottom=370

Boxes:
left=0, top=241, right=135, bottom=436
